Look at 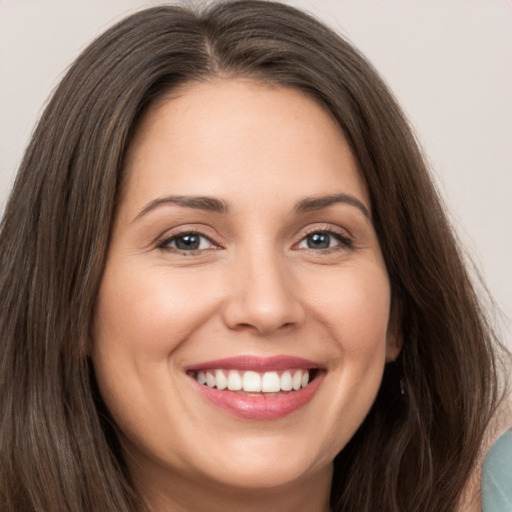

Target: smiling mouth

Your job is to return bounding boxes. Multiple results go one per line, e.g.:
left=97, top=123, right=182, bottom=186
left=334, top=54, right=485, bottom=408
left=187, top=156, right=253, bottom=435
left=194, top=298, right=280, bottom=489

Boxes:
left=188, top=368, right=319, bottom=395
left=185, top=356, right=324, bottom=419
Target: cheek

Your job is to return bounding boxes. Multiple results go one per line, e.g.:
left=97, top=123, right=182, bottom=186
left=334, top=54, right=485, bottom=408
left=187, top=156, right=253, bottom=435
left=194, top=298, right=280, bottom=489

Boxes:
left=91, top=264, right=224, bottom=451
left=303, top=265, right=391, bottom=439
left=93, top=264, right=221, bottom=358
left=306, top=264, right=391, bottom=353
left=91, top=264, right=222, bottom=427
left=332, top=273, right=391, bottom=398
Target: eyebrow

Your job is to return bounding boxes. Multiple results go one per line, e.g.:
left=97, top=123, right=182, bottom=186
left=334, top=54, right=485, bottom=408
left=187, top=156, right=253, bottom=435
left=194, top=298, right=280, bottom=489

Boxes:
left=295, top=193, right=370, bottom=218
left=134, top=195, right=229, bottom=221
left=134, top=192, right=370, bottom=221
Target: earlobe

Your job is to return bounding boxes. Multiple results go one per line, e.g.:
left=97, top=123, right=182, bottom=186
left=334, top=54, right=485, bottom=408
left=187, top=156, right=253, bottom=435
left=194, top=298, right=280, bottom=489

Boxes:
left=385, top=300, right=403, bottom=362
left=385, top=330, right=403, bottom=362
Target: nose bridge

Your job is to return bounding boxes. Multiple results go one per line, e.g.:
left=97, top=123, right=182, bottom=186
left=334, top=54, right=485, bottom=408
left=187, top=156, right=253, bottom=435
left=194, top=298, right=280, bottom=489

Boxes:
left=222, top=242, right=304, bottom=335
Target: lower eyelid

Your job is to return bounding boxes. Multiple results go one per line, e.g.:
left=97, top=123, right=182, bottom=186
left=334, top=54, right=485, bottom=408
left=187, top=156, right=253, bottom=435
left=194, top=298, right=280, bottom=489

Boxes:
left=157, top=232, right=217, bottom=251
left=295, top=230, right=353, bottom=250
left=156, top=228, right=353, bottom=252
left=333, top=233, right=353, bottom=246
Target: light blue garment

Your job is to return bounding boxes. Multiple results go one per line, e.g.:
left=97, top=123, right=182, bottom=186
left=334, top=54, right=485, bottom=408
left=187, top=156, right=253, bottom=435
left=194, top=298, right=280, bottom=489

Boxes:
left=482, top=429, right=512, bottom=512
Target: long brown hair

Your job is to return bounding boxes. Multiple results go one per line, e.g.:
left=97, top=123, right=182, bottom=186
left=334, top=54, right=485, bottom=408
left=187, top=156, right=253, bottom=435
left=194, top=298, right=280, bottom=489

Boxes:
left=0, top=2, right=504, bottom=510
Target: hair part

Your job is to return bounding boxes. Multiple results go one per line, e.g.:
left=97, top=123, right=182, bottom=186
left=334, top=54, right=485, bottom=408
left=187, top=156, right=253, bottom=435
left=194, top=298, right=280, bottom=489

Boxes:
left=0, top=2, right=505, bottom=511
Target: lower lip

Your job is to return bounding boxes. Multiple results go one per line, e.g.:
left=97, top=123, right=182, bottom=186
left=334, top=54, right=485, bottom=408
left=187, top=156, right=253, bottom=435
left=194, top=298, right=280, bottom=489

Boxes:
left=191, top=374, right=323, bottom=420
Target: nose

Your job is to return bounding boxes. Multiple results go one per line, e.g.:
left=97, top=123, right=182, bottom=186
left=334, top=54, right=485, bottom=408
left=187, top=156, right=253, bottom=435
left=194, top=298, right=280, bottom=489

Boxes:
left=221, top=250, right=305, bottom=336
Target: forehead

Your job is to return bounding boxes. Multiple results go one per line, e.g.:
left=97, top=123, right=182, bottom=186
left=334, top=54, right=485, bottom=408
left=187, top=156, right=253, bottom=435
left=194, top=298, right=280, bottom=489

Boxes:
left=120, top=79, right=369, bottom=214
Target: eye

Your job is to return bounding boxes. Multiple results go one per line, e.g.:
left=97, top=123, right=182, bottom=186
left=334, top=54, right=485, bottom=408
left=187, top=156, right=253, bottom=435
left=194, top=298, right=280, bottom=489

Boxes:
left=296, top=231, right=352, bottom=250
left=158, top=232, right=216, bottom=252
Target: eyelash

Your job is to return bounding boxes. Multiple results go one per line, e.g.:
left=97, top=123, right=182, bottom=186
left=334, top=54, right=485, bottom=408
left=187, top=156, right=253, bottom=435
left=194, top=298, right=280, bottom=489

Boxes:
left=296, top=226, right=353, bottom=252
left=156, top=230, right=218, bottom=254
left=156, top=226, right=353, bottom=254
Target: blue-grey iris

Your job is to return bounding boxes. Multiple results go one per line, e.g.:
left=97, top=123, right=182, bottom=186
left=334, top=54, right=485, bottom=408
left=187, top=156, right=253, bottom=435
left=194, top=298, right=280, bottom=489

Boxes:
left=307, top=233, right=330, bottom=249
left=175, top=234, right=200, bottom=250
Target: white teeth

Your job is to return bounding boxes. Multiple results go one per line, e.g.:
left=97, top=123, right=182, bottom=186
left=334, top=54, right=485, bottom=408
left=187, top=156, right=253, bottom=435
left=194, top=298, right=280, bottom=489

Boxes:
left=195, top=368, right=314, bottom=392
left=261, top=371, right=281, bottom=392
left=215, top=369, right=227, bottom=390
left=227, top=370, right=242, bottom=391
left=206, top=372, right=216, bottom=387
left=292, top=370, right=302, bottom=390
left=242, top=371, right=261, bottom=392
left=280, top=370, right=293, bottom=391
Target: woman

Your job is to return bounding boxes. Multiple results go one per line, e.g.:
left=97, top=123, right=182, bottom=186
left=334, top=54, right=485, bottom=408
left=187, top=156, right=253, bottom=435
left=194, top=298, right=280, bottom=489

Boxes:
left=0, top=1, right=507, bottom=511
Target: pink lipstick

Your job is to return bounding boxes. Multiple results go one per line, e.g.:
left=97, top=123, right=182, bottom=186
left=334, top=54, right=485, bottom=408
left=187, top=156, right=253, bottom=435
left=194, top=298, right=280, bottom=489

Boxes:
left=186, top=356, right=324, bottom=420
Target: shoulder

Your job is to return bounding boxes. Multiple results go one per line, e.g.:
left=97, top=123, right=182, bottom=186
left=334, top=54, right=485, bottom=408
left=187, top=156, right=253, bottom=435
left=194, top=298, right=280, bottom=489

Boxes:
left=458, top=402, right=512, bottom=511
left=481, top=429, right=512, bottom=511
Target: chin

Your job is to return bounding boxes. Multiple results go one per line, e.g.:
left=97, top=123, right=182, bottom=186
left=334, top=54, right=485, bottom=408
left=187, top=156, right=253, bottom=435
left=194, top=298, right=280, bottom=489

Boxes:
left=172, top=426, right=336, bottom=492
left=200, top=455, right=329, bottom=491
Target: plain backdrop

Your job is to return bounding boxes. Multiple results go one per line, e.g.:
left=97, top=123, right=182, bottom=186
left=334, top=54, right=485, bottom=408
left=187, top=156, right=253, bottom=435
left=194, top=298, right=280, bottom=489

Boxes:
left=0, top=0, right=511, bottom=346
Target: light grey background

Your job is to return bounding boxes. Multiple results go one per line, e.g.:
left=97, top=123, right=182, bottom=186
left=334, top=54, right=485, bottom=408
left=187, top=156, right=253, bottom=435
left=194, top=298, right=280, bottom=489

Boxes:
left=1, top=0, right=511, bottom=346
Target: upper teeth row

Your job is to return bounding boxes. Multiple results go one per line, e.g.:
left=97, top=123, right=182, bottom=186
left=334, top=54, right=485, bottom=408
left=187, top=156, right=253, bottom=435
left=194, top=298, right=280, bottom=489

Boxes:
left=196, top=369, right=310, bottom=392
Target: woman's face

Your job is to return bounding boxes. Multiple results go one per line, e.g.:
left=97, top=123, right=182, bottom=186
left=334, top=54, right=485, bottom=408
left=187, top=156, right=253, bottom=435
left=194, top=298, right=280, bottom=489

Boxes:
left=93, top=79, right=400, bottom=495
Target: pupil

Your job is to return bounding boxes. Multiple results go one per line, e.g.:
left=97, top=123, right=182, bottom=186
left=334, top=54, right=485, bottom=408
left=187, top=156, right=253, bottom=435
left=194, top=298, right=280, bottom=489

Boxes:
left=307, top=233, right=330, bottom=249
left=176, top=234, right=200, bottom=250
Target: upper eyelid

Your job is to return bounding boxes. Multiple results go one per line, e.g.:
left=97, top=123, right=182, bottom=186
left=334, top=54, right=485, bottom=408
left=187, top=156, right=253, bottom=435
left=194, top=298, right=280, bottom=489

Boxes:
left=297, top=223, right=352, bottom=240
left=156, top=223, right=221, bottom=242
left=292, top=224, right=354, bottom=251
left=155, top=223, right=353, bottom=249
left=157, top=230, right=218, bottom=250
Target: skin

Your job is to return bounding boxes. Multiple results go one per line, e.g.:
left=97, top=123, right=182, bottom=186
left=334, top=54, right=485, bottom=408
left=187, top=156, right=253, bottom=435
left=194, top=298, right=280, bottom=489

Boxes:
left=92, top=79, right=402, bottom=512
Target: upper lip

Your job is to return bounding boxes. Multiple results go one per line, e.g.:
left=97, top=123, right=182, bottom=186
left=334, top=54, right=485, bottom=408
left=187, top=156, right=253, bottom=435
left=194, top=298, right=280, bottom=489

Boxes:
left=185, top=355, right=323, bottom=372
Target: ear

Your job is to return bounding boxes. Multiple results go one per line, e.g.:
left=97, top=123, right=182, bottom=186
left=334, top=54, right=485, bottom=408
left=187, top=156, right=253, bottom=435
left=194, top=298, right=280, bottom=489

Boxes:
left=385, top=300, right=403, bottom=362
